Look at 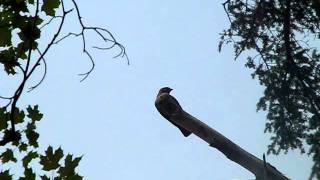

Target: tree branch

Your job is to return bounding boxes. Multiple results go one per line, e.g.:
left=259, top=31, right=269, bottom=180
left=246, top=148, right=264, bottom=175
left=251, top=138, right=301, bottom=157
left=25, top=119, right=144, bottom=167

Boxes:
left=0, top=0, right=69, bottom=146
left=158, top=93, right=289, bottom=180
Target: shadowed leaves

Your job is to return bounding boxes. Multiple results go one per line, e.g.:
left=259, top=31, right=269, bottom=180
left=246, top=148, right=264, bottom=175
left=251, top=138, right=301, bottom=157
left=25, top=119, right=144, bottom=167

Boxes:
left=0, top=28, right=12, bottom=46
left=221, top=0, right=320, bottom=179
left=40, top=146, right=64, bottom=171
left=22, top=151, right=38, bottom=168
left=27, top=105, right=43, bottom=122
left=0, top=149, right=17, bottom=163
left=0, top=170, right=12, bottom=180
left=41, top=0, right=61, bottom=16
left=58, top=154, right=83, bottom=179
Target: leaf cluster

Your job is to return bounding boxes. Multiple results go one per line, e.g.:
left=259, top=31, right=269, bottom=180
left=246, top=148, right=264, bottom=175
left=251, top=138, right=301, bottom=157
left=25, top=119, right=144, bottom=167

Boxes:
left=0, top=0, right=60, bottom=74
left=0, top=0, right=88, bottom=179
left=0, top=0, right=128, bottom=178
left=0, top=105, right=83, bottom=180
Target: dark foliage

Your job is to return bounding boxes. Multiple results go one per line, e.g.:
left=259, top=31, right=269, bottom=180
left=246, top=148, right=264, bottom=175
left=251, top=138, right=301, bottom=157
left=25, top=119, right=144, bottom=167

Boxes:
left=220, top=0, right=320, bottom=179
left=0, top=0, right=126, bottom=179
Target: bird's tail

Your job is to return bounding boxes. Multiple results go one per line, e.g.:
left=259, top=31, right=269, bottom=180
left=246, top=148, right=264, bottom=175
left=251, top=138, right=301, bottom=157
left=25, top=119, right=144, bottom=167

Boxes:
left=178, top=127, right=191, bottom=137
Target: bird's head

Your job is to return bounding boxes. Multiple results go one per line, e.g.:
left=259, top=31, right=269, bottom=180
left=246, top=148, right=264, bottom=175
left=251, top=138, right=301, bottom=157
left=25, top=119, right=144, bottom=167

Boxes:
left=159, top=87, right=173, bottom=94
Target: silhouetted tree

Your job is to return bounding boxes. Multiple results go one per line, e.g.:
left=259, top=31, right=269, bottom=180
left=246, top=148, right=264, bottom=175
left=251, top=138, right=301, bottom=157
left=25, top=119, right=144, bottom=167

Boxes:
left=220, top=0, right=320, bottom=179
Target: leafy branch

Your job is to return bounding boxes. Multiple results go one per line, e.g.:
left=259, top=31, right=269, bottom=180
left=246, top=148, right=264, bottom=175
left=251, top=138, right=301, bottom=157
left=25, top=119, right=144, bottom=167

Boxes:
left=0, top=0, right=127, bottom=146
left=0, top=0, right=127, bottom=178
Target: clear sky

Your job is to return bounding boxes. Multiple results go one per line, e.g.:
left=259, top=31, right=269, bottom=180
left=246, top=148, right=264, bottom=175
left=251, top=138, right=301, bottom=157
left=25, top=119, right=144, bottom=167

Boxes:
left=2, top=0, right=312, bottom=179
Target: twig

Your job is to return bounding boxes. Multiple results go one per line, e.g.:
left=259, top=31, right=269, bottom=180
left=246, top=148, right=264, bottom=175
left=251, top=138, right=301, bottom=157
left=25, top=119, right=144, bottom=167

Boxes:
left=28, top=48, right=48, bottom=92
left=40, top=15, right=64, bottom=29
left=69, top=0, right=129, bottom=81
left=222, top=0, right=232, bottom=24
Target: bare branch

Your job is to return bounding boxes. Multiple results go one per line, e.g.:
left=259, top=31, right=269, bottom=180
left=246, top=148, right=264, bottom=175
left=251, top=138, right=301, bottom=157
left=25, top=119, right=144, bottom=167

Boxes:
left=222, top=0, right=232, bottom=24
left=1, top=0, right=129, bottom=146
left=155, top=88, right=289, bottom=180
left=28, top=48, right=48, bottom=92
left=9, top=0, right=41, bottom=134
left=0, top=0, right=69, bottom=146
left=53, top=32, right=81, bottom=44
left=68, top=0, right=129, bottom=81
left=40, top=15, right=64, bottom=29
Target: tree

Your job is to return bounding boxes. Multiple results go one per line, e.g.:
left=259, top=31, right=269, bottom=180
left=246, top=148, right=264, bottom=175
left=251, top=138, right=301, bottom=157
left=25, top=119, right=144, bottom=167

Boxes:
left=219, top=0, right=320, bottom=179
left=0, top=0, right=126, bottom=179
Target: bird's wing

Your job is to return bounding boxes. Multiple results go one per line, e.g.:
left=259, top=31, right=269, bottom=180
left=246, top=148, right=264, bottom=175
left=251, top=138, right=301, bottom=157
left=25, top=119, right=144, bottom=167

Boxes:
left=155, top=93, right=181, bottom=119
left=155, top=93, right=191, bottom=137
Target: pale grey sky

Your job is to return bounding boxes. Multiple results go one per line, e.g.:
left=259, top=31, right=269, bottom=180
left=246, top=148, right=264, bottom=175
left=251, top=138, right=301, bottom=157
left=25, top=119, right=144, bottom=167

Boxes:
left=2, top=0, right=312, bottom=179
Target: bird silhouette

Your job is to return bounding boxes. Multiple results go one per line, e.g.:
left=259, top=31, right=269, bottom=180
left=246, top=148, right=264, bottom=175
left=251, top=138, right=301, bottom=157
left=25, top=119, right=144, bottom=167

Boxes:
left=155, top=87, right=191, bottom=137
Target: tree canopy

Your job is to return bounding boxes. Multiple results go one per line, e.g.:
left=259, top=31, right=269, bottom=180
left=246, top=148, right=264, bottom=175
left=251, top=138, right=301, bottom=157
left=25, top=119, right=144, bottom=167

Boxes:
left=220, top=0, right=320, bottom=179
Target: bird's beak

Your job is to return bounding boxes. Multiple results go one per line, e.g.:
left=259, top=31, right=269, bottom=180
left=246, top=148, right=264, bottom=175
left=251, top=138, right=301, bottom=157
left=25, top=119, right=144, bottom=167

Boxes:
left=169, top=88, right=173, bottom=92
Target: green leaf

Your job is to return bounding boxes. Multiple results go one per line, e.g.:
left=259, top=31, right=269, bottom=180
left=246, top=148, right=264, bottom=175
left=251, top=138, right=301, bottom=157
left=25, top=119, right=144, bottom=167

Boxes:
left=26, top=122, right=39, bottom=147
left=40, top=146, right=64, bottom=171
left=19, top=142, right=28, bottom=152
left=19, top=168, right=36, bottom=180
left=4, top=130, right=21, bottom=146
left=28, top=0, right=35, bottom=4
left=40, top=175, right=50, bottom=180
left=0, top=28, right=12, bottom=47
left=13, top=107, right=25, bottom=124
left=35, top=16, right=44, bottom=25
left=0, top=149, right=17, bottom=163
left=58, top=154, right=82, bottom=178
left=72, top=174, right=83, bottom=180
left=41, top=0, right=61, bottom=16
left=0, top=170, right=12, bottom=180
left=27, top=122, right=36, bottom=131
left=16, top=42, right=28, bottom=59
left=12, top=14, right=28, bottom=29
left=26, top=128, right=39, bottom=148
left=57, top=174, right=82, bottom=180
left=0, top=47, right=18, bottom=74
left=27, top=105, right=43, bottom=122
left=0, top=10, right=13, bottom=26
left=0, top=108, right=8, bottom=130
left=22, top=151, right=39, bottom=168
left=10, top=0, right=28, bottom=12
left=18, top=22, right=41, bottom=41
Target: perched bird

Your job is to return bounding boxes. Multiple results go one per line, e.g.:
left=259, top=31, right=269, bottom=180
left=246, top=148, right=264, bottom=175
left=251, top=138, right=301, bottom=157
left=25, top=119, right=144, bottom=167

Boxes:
left=155, top=87, right=191, bottom=137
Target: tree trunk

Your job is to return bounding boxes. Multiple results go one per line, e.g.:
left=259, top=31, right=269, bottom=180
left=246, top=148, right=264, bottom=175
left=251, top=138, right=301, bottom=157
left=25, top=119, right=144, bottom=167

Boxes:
left=169, top=110, right=290, bottom=180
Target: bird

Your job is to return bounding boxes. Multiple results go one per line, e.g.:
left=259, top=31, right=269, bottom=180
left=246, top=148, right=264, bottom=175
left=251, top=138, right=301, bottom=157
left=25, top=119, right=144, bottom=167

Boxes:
left=155, top=87, right=191, bottom=137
